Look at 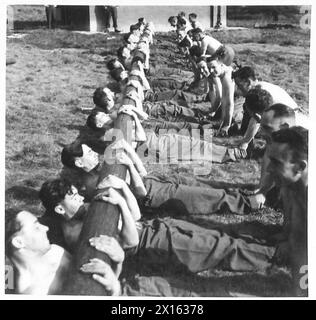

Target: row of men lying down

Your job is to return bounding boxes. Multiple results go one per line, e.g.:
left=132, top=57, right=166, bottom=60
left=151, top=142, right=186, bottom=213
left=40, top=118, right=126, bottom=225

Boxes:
left=5, top=19, right=308, bottom=297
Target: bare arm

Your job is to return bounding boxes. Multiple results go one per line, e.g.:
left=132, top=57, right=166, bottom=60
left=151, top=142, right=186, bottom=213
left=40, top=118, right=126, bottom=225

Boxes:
left=115, top=152, right=147, bottom=197
left=208, top=76, right=222, bottom=114
left=118, top=198, right=139, bottom=248
left=97, top=174, right=142, bottom=221
left=220, top=73, right=235, bottom=129
left=95, top=188, right=139, bottom=248
left=259, top=151, right=276, bottom=195
left=242, top=117, right=261, bottom=145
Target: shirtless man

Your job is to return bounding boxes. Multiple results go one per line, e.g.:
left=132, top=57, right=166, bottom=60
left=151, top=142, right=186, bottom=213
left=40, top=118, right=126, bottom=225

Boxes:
left=39, top=176, right=277, bottom=283
left=191, top=28, right=235, bottom=66
left=197, top=57, right=235, bottom=136
left=39, top=178, right=139, bottom=253
left=188, top=13, right=204, bottom=31
left=5, top=210, right=121, bottom=295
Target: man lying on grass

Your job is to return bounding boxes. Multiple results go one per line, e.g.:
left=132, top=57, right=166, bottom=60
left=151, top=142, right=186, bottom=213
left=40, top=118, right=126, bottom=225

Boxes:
left=85, top=105, right=246, bottom=164
left=5, top=210, right=122, bottom=295
left=39, top=175, right=277, bottom=285
left=59, top=142, right=252, bottom=220
left=92, top=86, right=212, bottom=129
left=6, top=209, right=207, bottom=296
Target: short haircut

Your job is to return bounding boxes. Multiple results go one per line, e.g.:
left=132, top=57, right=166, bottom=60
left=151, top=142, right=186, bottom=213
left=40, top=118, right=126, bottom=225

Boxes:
left=138, top=17, right=145, bottom=24
left=61, top=142, right=84, bottom=168
left=189, top=13, right=197, bottom=19
left=5, top=209, right=24, bottom=257
left=110, top=68, right=125, bottom=82
left=117, top=46, right=126, bottom=59
left=271, top=126, right=308, bottom=162
left=178, top=36, right=191, bottom=48
left=86, top=109, right=106, bottom=131
left=265, top=103, right=296, bottom=119
left=189, top=45, right=202, bottom=58
left=177, top=17, right=187, bottom=26
left=245, top=88, right=273, bottom=115
left=168, top=16, right=177, bottom=24
left=191, top=27, right=203, bottom=34
left=178, top=11, right=186, bottom=17
left=232, top=66, right=256, bottom=81
left=93, top=87, right=110, bottom=110
left=130, top=24, right=139, bottom=32
left=131, top=50, right=146, bottom=65
left=106, top=58, right=118, bottom=71
left=39, top=178, right=73, bottom=213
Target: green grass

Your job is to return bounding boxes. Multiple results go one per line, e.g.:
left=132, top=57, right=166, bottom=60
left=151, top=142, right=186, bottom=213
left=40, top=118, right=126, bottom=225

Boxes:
left=6, top=25, right=310, bottom=296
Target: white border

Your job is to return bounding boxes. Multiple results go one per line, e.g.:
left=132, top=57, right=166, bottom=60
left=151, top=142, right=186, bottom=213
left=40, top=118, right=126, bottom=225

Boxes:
left=1, top=0, right=315, bottom=300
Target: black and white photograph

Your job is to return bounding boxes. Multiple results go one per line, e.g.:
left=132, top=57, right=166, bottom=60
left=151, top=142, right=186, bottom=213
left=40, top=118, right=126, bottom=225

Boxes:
left=4, top=2, right=312, bottom=298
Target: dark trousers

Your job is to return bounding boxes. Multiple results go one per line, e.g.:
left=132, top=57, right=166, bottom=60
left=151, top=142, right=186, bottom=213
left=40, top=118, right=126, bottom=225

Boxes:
left=147, top=89, right=206, bottom=107
left=143, top=101, right=206, bottom=124
left=105, top=6, right=118, bottom=29
left=240, top=102, right=251, bottom=136
left=142, top=174, right=250, bottom=215
left=133, top=218, right=275, bottom=273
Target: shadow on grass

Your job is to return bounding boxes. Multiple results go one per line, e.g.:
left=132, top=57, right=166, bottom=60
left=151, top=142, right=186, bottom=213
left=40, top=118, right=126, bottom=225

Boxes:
left=6, top=185, right=39, bottom=202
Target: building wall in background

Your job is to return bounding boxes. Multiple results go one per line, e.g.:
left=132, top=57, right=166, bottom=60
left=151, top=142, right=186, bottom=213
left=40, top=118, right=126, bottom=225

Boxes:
left=116, top=6, right=211, bottom=32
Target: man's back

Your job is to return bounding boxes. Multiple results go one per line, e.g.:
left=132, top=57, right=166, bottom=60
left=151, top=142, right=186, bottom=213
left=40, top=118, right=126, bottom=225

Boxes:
left=257, top=81, right=298, bottom=110
left=201, top=35, right=221, bottom=56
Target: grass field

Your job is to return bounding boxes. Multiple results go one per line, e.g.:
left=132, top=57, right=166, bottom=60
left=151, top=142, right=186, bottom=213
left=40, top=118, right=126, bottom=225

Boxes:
left=5, top=11, right=310, bottom=296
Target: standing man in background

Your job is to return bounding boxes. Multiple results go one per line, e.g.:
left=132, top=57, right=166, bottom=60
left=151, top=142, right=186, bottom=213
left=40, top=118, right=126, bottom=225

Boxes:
left=104, top=6, right=121, bottom=33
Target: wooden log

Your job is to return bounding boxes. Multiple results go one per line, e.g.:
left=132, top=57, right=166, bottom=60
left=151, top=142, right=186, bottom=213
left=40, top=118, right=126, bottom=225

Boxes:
left=62, top=24, right=154, bottom=296
left=62, top=113, right=131, bottom=295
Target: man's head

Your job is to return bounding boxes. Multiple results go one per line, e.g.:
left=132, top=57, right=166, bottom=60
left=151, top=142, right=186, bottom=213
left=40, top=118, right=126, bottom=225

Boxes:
left=189, top=13, right=197, bottom=23
left=117, top=46, right=131, bottom=61
left=168, top=16, right=177, bottom=27
left=177, top=17, right=187, bottom=30
left=106, top=58, right=124, bottom=72
left=138, top=17, right=145, bottom=25
left=207, top=58, right=225, bottom=78
left=39, top=178, right=85, bottom=220
left=232, top=66, right=257, bottom=96
left=260, top=104, right=296, bottom=141
left=61, top=142, right=99, bottom=172
left=245, top=88, right=273, bottom=120
left=93, top=87, right=115, bottom=112
left=178, top=11, right=186, bottom=18
left=110, top=68, right=128, bottom=83
left=191, top=28, right=203, bottom=42
left=197, top=58, right=210, bottom=78
left=86, top=109, right=113, bottom=131
left=267, top=126, right=308, bottom=186
left=6, top=210, right=51, bottom=259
